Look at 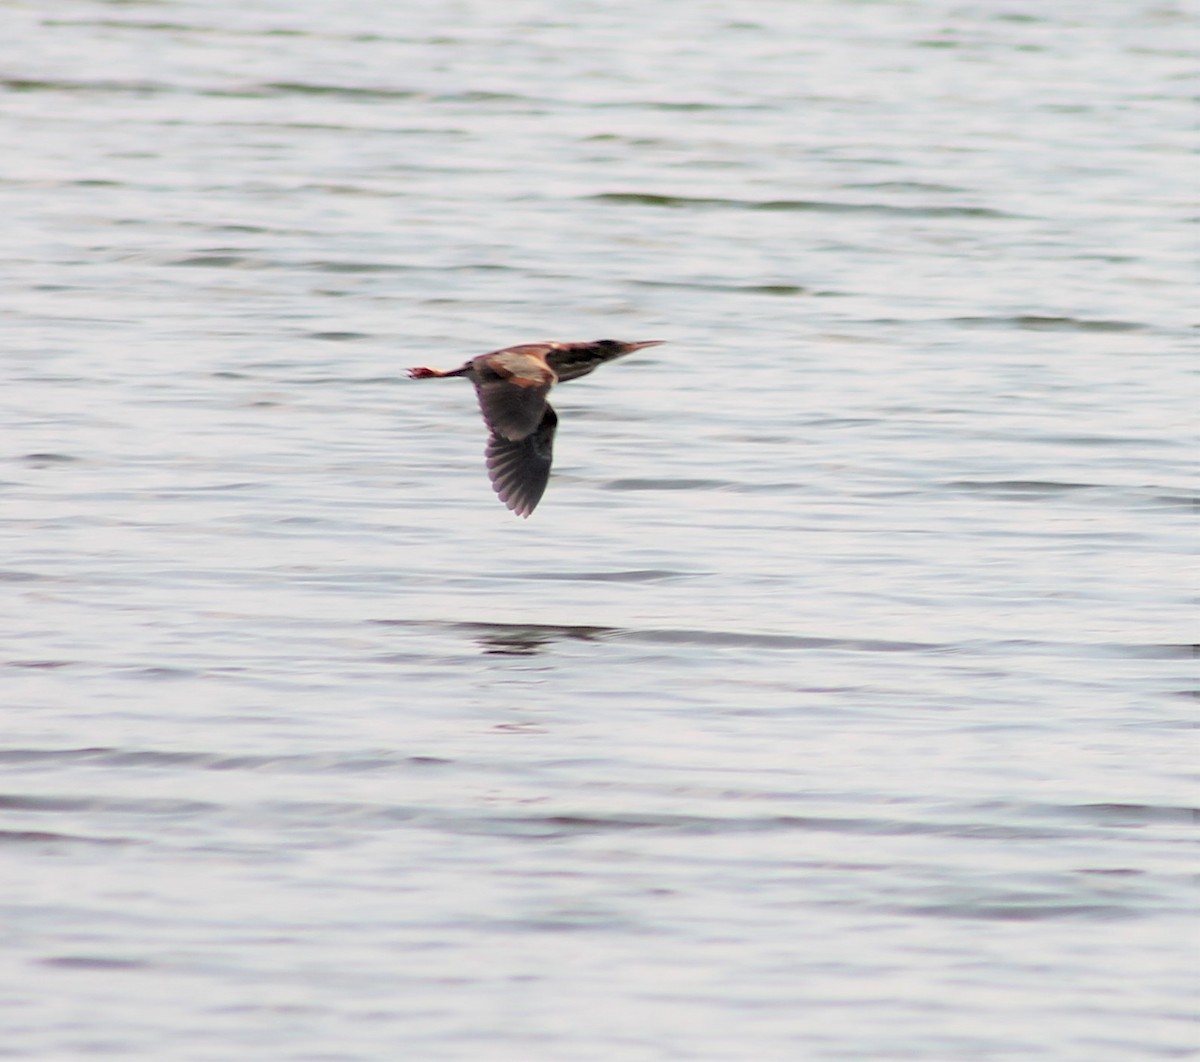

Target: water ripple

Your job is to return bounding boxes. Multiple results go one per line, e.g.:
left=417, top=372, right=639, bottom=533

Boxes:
left=588, top=192, right=1014, bottom=217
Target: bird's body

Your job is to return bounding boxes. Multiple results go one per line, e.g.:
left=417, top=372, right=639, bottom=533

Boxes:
left=408, top=339, right=664, bottom=517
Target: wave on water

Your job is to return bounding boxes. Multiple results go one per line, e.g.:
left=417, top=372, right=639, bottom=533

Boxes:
left=368, top=619, right=1194, bottom=662
left=630, top=279, right=810, bottom=296
left=603, top=478, right=734, bottom=492
left=588, top=192, right=1013, bottom=218
left=951, top=315, right=1148, bottom=332
left=0, top=747, right=451, bottom=773
left=0, top=77, right=165, bottom=94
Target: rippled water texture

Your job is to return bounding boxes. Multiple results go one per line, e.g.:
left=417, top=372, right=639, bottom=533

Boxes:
left=2, top=1, right=1197, bottom=1058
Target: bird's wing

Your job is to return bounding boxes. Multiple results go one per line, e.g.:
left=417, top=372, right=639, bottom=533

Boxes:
left=485, top=404, right=558, bottom=518
left=472, top=348, right=558, bottom=441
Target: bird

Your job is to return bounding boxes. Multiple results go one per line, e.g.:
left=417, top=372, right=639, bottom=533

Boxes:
left=408, top=339, right=665, bottom=517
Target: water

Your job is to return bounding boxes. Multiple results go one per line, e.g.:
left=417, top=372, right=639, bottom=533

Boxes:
left=2, top=1, right=1196, bottom=1058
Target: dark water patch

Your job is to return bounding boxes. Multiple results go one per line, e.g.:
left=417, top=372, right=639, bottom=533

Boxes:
left=7, top=660, right=78, bottom=670
left=900, top=902, right=1136, bottom=922
left=1032, top=433, right=1175, bottom=448
left=307, top=331, right=368, bottom=342
left=168, top=254, right=264, bottom=269
left=947, top=479, right=1101, bottom=496
left=461, top=810, right=1081, bottom=843
left=717, top=433, right=795, bottom=444
left=631, top=279, right=808, bottom=296
left=0, top=792, right=222, bottom=816
left=305, top=259, right=516, bottom=275
left=18, top=453, right=80, bottom=467
left=603, top=477, right=734, bottom=491
left=0, top=829, right=128, bottom=847
left=738, top=283, right=807, bottom=296
left=142, top=218, right=316, bottom=237
left=803, top=417, right=880, bottom=427
left=42, top=18, right=297, bottom=39
left=588, top=192, right=1013, bottom=218
left=1103, top=643, right=1195, bottom=660
left=39, top=18, right=443, bottom=45
left=845, top=180, right=968, bottom=194
left=0, top=570, right=50, bottom=583
left=261, top=82, right=421, bottom=100
left=951, top=314, right=1148, bottom=333
left=446, top=262, right=518, bottom=272
left=521, top=570, right=694, bottom=583
left=290, top=182, right=395, bottom=198
left=209, top=121, right=467, bottom=137
left=0, top=794, right=99, bottom=813
left=10, top=787, right=1175, bottom=845
left=1146, top=492, right=1197, bottom=510
left=0, top=77, right=166, bottom=95
left=583, top=133, right=673, bottom=146
left=42, top=18, right=199, bottom=31
left=0, top=747, right=452, bottom=774
left=962, top=640, right=1194, bottom=661
left=621, top=628, right=939, bottom=654
left=39, top=956, right=150, bottom=971
left=205, top=223, right=277, bottom=234
left=304, top=259, right=418, bottom=273
left=0, top=748, right=208, bottom=769
left=618, top=631, right=1188, bottom=660
left=493, top=913, right=647, bottom=935
left=432, top=90, right=548, bottom=107
left=151, top=481, right=262, bottom=494
left=1065, top=803, right=1198, bottom=827
left=735, top=481, right=801, bottom=494
left=596, top=100, right=772, bottom=112
left=486, top=812, right=717, bottom=837
left=120, top=666, right=197, bottom=681
left=284, top=373, right=411, bottom=386
left=1002, top=801, right=1198, bottom=828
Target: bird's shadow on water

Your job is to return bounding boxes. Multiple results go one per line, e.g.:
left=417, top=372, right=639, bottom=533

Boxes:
left=463, top=622, right=616, bottom=656
left=372, top=618, right=615, bottom=657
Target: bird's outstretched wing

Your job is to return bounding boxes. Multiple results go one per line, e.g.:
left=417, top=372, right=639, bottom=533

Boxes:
left=472, top=347, right=557, bottom=441
left=485, top=405, right=558, bottom=518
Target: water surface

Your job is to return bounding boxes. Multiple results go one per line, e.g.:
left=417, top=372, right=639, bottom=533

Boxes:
left=2, top=1, right=1196, bottom=1059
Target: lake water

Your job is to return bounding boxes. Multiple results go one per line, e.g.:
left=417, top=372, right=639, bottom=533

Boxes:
left=2, top=1, right=1196, bottom=1058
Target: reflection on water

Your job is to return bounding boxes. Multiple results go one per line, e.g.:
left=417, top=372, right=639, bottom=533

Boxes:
left=374, top=618, right=615, bottom=656
left=467, top=622, right=613, bottom=656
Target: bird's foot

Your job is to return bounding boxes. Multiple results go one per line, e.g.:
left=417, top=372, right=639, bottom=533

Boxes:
left=407, top=367, right=442, bottom=379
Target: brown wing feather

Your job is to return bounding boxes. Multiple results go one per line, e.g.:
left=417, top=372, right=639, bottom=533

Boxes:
left=485, top=405, right=558, bottom=518
left=472, top=348, right=557, bottom=441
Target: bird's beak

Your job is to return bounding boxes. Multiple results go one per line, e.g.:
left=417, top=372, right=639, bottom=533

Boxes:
left=626, top=340, right=666, bottom=352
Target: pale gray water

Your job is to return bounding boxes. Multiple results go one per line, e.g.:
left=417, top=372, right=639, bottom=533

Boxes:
left=2, top=1, right=1197, bottom=1059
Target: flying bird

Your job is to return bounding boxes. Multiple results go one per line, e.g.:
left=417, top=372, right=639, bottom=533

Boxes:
left=408, top=339, right=664, bottom=517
